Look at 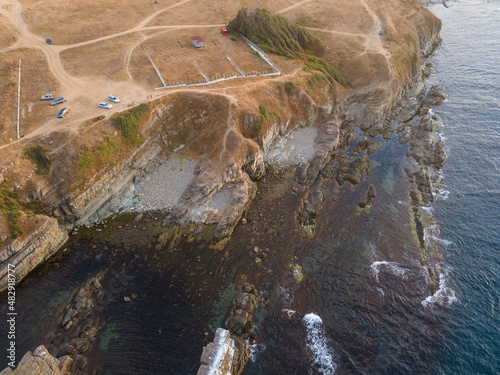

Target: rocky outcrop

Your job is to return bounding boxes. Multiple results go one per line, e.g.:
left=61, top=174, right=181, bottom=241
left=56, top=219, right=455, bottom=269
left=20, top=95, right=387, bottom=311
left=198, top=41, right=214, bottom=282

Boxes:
left=1, top=345, right=73, bottom=375
left=197, top=328, right=238, bottom=375
left=399, top=114, right=446, bottom=169
left=291, top=112, right=340, bottom=192
left=225, top=283, right=258, bottom=338
left=335, top=154, right=371, bottom=186
left=352, top=136, right=378, bottom=156
left=197, top=283, right=258, bottom=375
left=0, top=216, right=67, bottom=292
left=48, top=274, right=105, bottom=365
left=52, top=138, right=163, bottom=226
left=359, top=184, right=377, bottom=208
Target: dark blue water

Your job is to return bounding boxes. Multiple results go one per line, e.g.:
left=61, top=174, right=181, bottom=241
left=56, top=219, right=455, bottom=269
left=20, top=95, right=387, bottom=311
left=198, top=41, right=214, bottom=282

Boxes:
left=426, top=1, right=500, bottom=373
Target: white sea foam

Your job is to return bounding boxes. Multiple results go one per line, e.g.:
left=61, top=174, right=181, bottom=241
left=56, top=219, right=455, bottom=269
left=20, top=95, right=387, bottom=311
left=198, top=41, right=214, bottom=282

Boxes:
left=421, top=205, right=434, bottom=214
left=248, top=342, right=267, bottom=363
left=370, top=261, right=410, bottom=282
left=421, top=269, right=457, bottom=308
left=282, top=309, right=296, bottom=318
left=302, top=313, right=338, bottom=374
left=278, top=285, right=295, bottom=305
left=206, top=328, right=235, bottom=375
left=434, top=188, right=450, bottom=200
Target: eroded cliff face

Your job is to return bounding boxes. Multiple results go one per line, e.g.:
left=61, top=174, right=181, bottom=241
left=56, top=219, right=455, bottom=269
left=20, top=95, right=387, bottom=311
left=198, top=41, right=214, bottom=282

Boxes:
left=0, top=216, right=67, bottom=292
left=0, top=0, right=442, bottom=293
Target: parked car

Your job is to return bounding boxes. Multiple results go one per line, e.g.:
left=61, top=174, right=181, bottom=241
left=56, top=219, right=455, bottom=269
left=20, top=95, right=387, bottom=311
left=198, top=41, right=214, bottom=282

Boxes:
left=108, top=95, right=120, bottom=103
left=98, top=102, right=112, bottom=109
left=50, top=97, right=66, bottom=106
left=57, top=107, right=69, bottom=118
left=41, top=93, right=54, bottom=100
left=46, top=38, right=53, bottom=45
left=221, top=28, right=229, bottom=35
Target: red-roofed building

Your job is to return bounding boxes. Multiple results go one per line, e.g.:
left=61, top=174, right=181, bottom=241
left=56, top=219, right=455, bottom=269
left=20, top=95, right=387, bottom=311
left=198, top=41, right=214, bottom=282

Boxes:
left=190, top=36, right=204, bottom=49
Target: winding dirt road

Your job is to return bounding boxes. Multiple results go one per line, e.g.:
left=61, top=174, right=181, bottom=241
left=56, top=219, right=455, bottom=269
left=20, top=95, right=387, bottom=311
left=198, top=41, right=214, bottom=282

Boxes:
left=0, top=0, right=392, bottom=149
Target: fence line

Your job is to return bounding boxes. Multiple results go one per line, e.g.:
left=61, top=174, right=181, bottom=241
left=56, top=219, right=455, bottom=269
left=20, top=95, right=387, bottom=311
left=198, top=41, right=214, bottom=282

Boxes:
left=153, top=36, right=281, bottom=90
left=192, top=59, right=209, bottom=82
left=226, top=55, right=245, bottom=76
left=155, top=68, right=280, bottom=90
left=239, top=35, right=280, bottom=72
left=141, top=43, right=167, bottom=87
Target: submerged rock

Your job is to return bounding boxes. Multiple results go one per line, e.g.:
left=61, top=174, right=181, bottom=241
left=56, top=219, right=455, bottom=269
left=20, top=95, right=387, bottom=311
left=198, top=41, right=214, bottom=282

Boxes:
left=335, top=155, right=371, bottom=186
left=359, top=184, right=377, bottom=208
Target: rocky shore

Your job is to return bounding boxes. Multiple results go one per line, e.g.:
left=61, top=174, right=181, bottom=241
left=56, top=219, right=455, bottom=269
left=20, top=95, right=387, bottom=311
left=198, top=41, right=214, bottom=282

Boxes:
left=197, top=283, right=258, bottom=375
left=0, top=1, right=447, bottom=372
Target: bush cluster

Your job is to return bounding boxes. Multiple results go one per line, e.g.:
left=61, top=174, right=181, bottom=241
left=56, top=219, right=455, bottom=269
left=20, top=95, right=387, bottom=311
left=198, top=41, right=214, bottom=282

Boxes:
left=111, top=103, right=150, bottom=146
left=0, top=186, right=22, bottom=239
left=227, top=8, right=325, bottom=58
left=23, top=144, right=51, bottom=174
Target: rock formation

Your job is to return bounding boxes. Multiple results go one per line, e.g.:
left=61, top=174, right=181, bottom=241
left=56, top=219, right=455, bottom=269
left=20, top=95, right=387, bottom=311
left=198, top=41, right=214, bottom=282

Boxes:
left=0, top=216, right=67, bottom=292
left=197, top=283, right=258, bottom=375
left=0, top=345, right=73, bottom=375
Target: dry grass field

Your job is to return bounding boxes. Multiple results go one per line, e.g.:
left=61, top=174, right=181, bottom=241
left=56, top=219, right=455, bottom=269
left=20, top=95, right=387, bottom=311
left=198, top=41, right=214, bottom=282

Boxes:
left=0, top=48, right=60, bottom=145
left=282, top=0, right=373, bottom=34
left=19, top=0, right=178, bottom=44
left=145, top=0, right=302, bottom=27
left=0, top=0, right=439, bottom=151
left=0, top=13, right=18, bottom=50
left=140, top=29, right=273, bottom=84
left=60, top=32, right=144, bottom=81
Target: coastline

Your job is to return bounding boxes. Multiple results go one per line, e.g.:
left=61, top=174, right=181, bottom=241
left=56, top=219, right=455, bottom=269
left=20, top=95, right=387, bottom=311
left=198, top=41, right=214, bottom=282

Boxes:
left=0, top=1, right=454, bottom=373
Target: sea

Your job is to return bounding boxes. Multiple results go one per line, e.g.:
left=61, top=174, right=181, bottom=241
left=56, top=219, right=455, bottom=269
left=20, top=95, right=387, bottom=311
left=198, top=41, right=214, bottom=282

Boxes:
left=0, top=1, right=499, bottom=374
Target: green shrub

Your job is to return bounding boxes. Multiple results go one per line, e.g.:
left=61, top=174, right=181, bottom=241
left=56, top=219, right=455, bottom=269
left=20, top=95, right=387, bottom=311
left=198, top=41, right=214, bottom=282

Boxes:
left=75, top=136, right=121, bottom=173
left=23, top=145, right=51, bottom=174
left=75, top=146, right=95, bottom=172
left=0, top=187, right=23, bottom=239
left=227, top=8, right=325, bottom=58
left=111, top=103, right=150, bottom=146
left=307, top=73, right=327, bottom=87
left=259, top=104, right=279, bottom=122
left=96, top=136, right=118, bottom=158
left=284, top=81, right=296, bottom=94
left=8, top=82, right=15, bottom=87
left=304, top=57, right=346, bottom=85
left=7, top=212, right=22, bottom=239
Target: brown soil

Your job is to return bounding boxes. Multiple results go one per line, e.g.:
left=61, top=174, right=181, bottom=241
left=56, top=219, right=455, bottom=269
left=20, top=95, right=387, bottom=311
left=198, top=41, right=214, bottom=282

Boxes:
left=60, top=33, right=144, bottom=81
left=19, top=0, right=177, bottom=44
left=0, top=13, right=18, bottom=50
left=0, top=48, right=61, bottom=145
left=0, top=0, right=441, bottom=250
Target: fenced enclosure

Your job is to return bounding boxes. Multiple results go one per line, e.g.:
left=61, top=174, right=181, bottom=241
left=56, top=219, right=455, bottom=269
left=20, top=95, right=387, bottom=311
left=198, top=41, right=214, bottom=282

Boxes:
left=152, top=35, right=280, bottom=90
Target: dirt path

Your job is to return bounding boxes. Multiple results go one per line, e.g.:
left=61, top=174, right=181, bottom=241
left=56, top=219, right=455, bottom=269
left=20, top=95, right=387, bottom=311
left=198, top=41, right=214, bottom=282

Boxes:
left=0, top=0, right=394, bottom=150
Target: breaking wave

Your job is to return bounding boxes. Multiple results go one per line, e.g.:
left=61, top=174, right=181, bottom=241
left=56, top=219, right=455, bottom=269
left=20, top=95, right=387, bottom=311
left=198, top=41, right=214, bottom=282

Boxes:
left=302, top=313, right=338, bottom=374
left=421, top=269, right=457, bottom=308
left=370, top=261, right=410, bottom=282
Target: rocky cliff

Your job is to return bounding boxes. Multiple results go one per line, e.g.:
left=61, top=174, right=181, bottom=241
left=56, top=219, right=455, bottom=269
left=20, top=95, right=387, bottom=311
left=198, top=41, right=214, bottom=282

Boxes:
left=0, top=345, right=73, bottom=375
left=0, top=216, right=67, bottom=292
